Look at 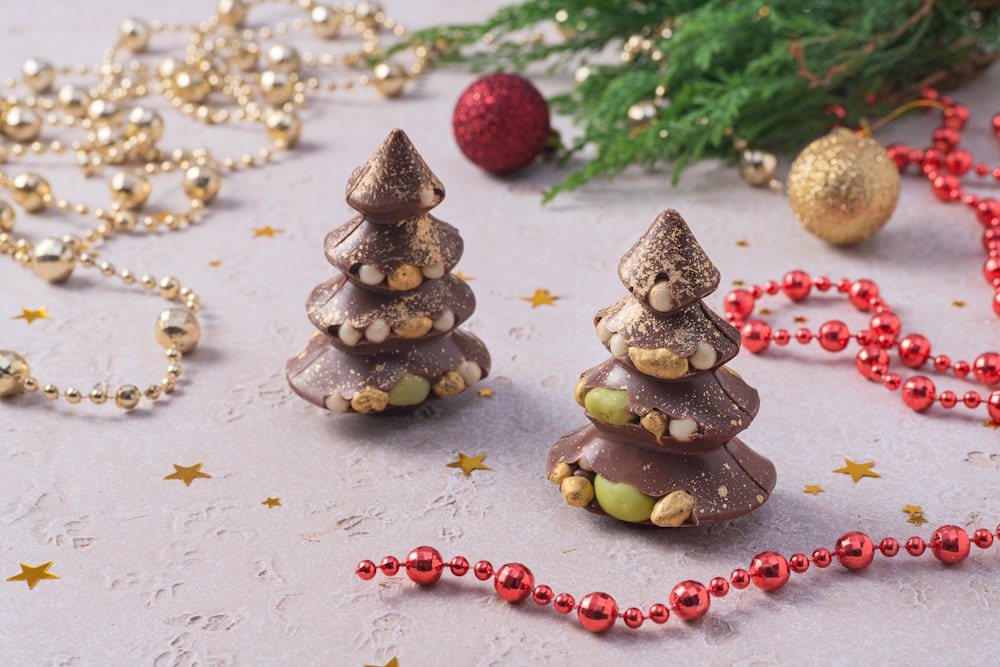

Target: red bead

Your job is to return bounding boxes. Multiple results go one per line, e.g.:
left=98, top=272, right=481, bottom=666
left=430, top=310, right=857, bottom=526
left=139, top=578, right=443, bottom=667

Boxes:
left=883, top=373, right=902, bottom=391
left=741, top=320, right=771, bottom=353
left=879, top=538, right=899, bottom=557
left=835, top=532, right=875, bottom=570
left=817, top=320, right=850, bottom=352
left=578, top=592, right=618, bottom=633
left=730, top=569, right=750, bottom=589
left=724, top=289, right=755, bottom=319
left=993, top=112, right=1000, bottom=134
left=748, top=284, right=764, bottom=299
left=977, top=198, right=1000, bottom=226
left=669, top=580, right=711, bottom=621
left=794, top=328, right=813, bottom=344
left=848, top=280, right=878, bottom=310
left=855, top=329, right=875, bottom=346
left=973, top=352, right=1000, bottom=386
left=945, top=103, right=969, bottom=128
left=815, top=276, right=832, bottom=291
left=908, top=149, right=925, bottom=165
left=988, top=390, right=1000, bottom=421
left=494, top=563, right=534, bottom=603
left=748, top=551, right=790, bottom=591
left=553, top=593, right=575, bottom=614
left=532, top=585, right=553, bottom=605
left=953, top=360, right=971, bottom=377
left=709, top=577, right=730, bottom=597
left=921, top=87, right=940, bottom=101
left=856, top=345, right=890, bottom=381
left=995, top=292, right=1000, bottom=317
left=836, top=278, right=851, bottom=292
left=380, top=556, right=401, bottom=576
left=782, top=270, right=812, bottom=301
left=922, top=148, right=943, bottom=169
left=404, top=546, right=444, bottom=586
left=648, top=603, right=670, bottom=624
left=356, top=559, right=377, bottom=580
left=763, top=280, right=780, bottom=295
left=964, top=391, right=982, bottom=409
left=984, top=227, right=1000, bottom=251
left=473, top=560, right=493, bottom=580
left=773, top=329, right=791, bottom=345
left=898, top=334, right=931, bottom=368
left=945, top=148, right=972, bottom=174
left=930, top=525, right=971, bottom=564
left=976, top=163, right=990, bottom=177
left=622, top=607, right=644, bottom=629
left=812, top=548, right=832, bottom=568
left=449, top=556, right=470, bottom=576
left=932, top=128, right=959, bottom=151
left=869, top=312, right=901, bottom=343
left=934, top=355, right=952, bottom=372
left=973, top=529, right=994, bottom=549
left=985, top=257, right=1000, bottom=286
left=901, top=376, right=936, bottom=411
left=932, top=173, right=962, bottom=202
left=939, top=391, right=958, bottom=408
left=905, top=537, right=926, bottom=556
left=789, top=553, right=810, bottom=573
left=887, top=143, right=910, bottom=170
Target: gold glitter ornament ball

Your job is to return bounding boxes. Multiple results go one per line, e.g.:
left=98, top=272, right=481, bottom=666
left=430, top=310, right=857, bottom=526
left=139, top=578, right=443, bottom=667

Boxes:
left=786, top=128, right=900, bottom=245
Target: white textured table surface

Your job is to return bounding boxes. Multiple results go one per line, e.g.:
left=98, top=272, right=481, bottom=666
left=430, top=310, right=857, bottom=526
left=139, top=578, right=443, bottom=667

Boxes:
left=3, top=2, right=1000, bottom=665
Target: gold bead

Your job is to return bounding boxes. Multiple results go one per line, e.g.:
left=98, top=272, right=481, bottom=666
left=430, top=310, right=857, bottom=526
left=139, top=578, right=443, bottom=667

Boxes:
left=87, top=98, right=121, bottom=124
left=626, top=100, right=658, bottom=131
left=0, top=199, right=15, bottom=232
left=182, top=164, right=221, bottom=203
left=109, top=171, right=151, bottom=210
left=89, top=388, right=107, bottom=404
left=165, top=348, right=182, bottom=361
left=264, top=109, right=301, bottom=148
left=166, top=363, right=182, bottom=379
left=267, top=44, right=300, bottom=73
left=140, top=274, right=156, bottom=289
left=120, top=17, right=151, bottom=53
left=43, top=384, right=60, bottom=400
left=311, top=5, right=341, bottom=38
left=57, top=84, right=90, bottom=117
left=155, top=307, right=201, bottom=352
left=157, top=57, right=180, bottom=79
left=173, top=69, right=211, bottom=103
left=32, top=237, right=76, bottom=283
left=372, top=62, right=406, bottom=98
left=259, top=70, right=295, bottom=105
left=22, top=58, right=55, bottom=93
left=11, top=172, right=51, bottom=212
left=113, top=210, right=138, bottom=231
left=0, top=350, right=29, bottom=397
left=98, top=260, right=115, bottom=276
left=22, top=376, right=38, bottom=392
left=160, top=377, right=177, bottom=393
left=144, top=384, right=162, bottom=400
left=119, top=269, right=135, bottom=284
left=217, top=0, right=249, bottom=26
left=158, top=276, right=181, bottom=299
left=65, top=388, right=83, bottom=404
left=125, top=107, right=164, bottom=143
left=354, top=1, right=382, bottom=30
left=2, top=105, right=42, bottom=142
left=739, top=150, right=779, bottom=187
left=230, top=41, right=259, bottom=72
left=115, top=384, right=141, bottom=409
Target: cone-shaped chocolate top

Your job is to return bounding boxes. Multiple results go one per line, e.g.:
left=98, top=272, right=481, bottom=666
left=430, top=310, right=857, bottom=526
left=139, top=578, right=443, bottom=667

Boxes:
left=618, top=209, right=720, bottom=312
left=346, top=129, right=445, bottom=223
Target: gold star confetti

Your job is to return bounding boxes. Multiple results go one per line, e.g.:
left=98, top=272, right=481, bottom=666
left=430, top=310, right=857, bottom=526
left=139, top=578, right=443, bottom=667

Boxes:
left=454, top=271, right=474, bottom=281
left=794, top=316, right=809, bottom=323
left=732, top=279, right=745, bottom=286
left=446, top=453, right=491, bottom=476
left=7, top=562, right=58, bottom=589
left=261, top=497, right=281, bottom=508
left=252, top=226, right=284, bottom=238
left=757, top=308, right=771, bottom=315
left=735, top=240, right=749, bottom=247
left=833, top=459, right=880, bottom=483
left=477, top=388, right=494, bottom=398
left=907, top=512, right=929, bottom=526
left=803, top=484, right=824, bottom=495
left=522, top=289, right=559, bottom=308
left=164, top=463, right=212, bottom=486
left=984, top=420, right=999, bottom=430
left=209, top=259, right=223, bottom=267
left=902, top=504, right=923, bottom=515
left=952, top=300, right=966, bottom=308
left=12, top=307, right=49, bottom=324
left=365, top=659, right=399, bottom=667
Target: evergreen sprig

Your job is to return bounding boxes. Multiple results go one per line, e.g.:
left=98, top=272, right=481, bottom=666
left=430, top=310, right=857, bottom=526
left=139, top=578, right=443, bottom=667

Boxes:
left=403, top=0, right=1000, bottom=200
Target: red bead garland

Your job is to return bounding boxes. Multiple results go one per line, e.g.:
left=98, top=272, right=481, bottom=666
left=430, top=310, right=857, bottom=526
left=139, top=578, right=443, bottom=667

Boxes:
left=356, top=523, right=1000, bottom=634
left=725, top=272, right=1000, bottom=420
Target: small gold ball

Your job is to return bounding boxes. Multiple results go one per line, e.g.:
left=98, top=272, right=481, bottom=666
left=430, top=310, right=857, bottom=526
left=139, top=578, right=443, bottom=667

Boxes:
left=431, top=370, right=465, bottom=398
left=22, top=58, right=55, bottom=93
left=0, top=350, right=29, bottom=397
left=22, top=377, right=38, bottom=392
left=11, top=172, right=51, bottom=212
left=158, top=275, right=181, bottom=300
left=0, top=200, right=16, bottom=232
left=157, top=58, right=180, bottom=79
left=650, top=490, right=696, bottom=527
left=182, top=165, right=221, bottom=203
left=739, top=150, right=779, bottom=187
left=573, top=376, right=588, bottom=407
left=42, top=384, right=60, bottom=400
left=161, top=377, right=177, bottom=393
left=386, top=263, right=422, bottom=291
left=87, top=98, right=121, bottom=124
left=120, top=17, right=151, bottom=53
left=264, top=109, right=302, bottom=148
left=166, top=363, right=182, bottom=379
left=65, top=388, right=83, bottom=404
left=109, top=171, right=151, bottom=210
left=140, top=274, right=156, bottom=289
left=126, top=107, right=164, bottom=143
left=2, top=105, right=42, bottom=142
left=113, top=210, right=138, bottom=231
left=173, top=69, right=211, bottom=103
left=627, top=346, right=689, bottom=380
left=144, top=384, right=162, bottom=400
left=311, top=5, right=341, bottom=38
left=32, top=237, right=76, bottom=283
left=115, top=384, right=141, bottom=410
left=89, top=388, right=108, bottom=404
left=155, top=307, right=201, bottom=352
left=218, top=0, right=249, bottom=26
left=267, top=44, right=301, bottom=73
left=787, top=128, right=901, bottom=245
left=626, top=99, right=658, bottom=131
left=230, top=41, right=259, bottom=72
left=372, top=62, right=406, bottom=98
left=259, top=69, right=295, bottom=105
left=165, top=348, right=182, bottom=361
left=58, top=84, right=90, bottom=117
left=354, top=1, right=382, bottom=30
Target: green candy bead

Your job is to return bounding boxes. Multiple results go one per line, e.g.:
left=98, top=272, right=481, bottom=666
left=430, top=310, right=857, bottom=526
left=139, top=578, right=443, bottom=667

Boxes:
left=594, top=474, right=657, bottom=523
left=583, top=387, right=636, bottom=426
left=387, top=372, right=431, bottom=406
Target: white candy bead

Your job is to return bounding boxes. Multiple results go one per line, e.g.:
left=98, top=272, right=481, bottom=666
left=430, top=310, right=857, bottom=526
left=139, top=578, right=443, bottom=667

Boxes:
left=595, top=319, right=613, bottom=343
left=338, top=322, right=362, bottom=346
left=433, top=309, right=455, bottom=331
left=648, top=281, right=675, bottom=312
left=358, top=264, right=385, bottom=286
left=422, top=262, right=445, bottom=279
left=668, top=416, right=698, bottom=442
left=457, top=360, right=482, bottom=386
left=609, top=333, right=629, bottom=358
left=324, top=393, right=349, bottom=412
left=690, top=341, right=718, bottom=370
left=365, top=319, right=390, bottom=343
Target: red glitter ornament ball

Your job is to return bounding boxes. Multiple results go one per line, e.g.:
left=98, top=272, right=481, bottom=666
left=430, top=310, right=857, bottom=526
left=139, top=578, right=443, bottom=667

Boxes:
left=452, top=73, right=551, bottom=175
left=494, top=563, right=534, bottom=603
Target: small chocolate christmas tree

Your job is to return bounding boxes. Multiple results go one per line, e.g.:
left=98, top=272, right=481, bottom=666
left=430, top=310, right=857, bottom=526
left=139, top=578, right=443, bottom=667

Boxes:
left=547, top=209, right=775, bottom=526
left=286, top=129, right=490, bottom=414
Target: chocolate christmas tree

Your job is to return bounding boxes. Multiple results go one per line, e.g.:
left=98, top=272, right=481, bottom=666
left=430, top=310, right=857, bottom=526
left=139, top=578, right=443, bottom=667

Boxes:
left=547, top=209, right=775, bottom=526
left=286, top=129, right=490, bottom=414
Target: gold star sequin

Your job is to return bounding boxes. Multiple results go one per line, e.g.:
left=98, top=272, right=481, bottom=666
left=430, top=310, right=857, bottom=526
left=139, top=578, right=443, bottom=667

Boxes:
left=794, top=316, right=809, bottom=323
left=209, top=259, right=223, bottom=267
left=522, top=289, right=559, bottom=308
left=12, top=307, right=49, bottom=324
left=735, top=240, right=749, bottom=247
left=454, top=271, right=474, bottom=282
left=757, top=308, right=771, bottom=315
left=803, top=484, right=824, bottom=495
left=952, top=300, right=966, bottom=308
left=833, top=459, right=880, bottom=483
left=164, top=463, right=212, bottom=486
left=907, top=512, right=929, bottom=526
left=732, top=279, right=745, bottom=286
left=446, top=453, right=491, bottom=476
left=7, top=562, right=58, bottom=589
left=365, top=659, right=399, bottom=667
left=252, top=226, right=283, bottom=238
left=261, top=497, right=281, bottom=508
left=902, top=504, right=923, bottom=515
left=477, top=388, right=494, bottom=398
left=984, top=420, right=999, bottom=430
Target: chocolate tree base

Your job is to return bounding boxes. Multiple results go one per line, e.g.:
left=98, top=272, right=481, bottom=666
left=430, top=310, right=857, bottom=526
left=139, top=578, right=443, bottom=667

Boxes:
left=547, top=424, right=776, bottom=526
